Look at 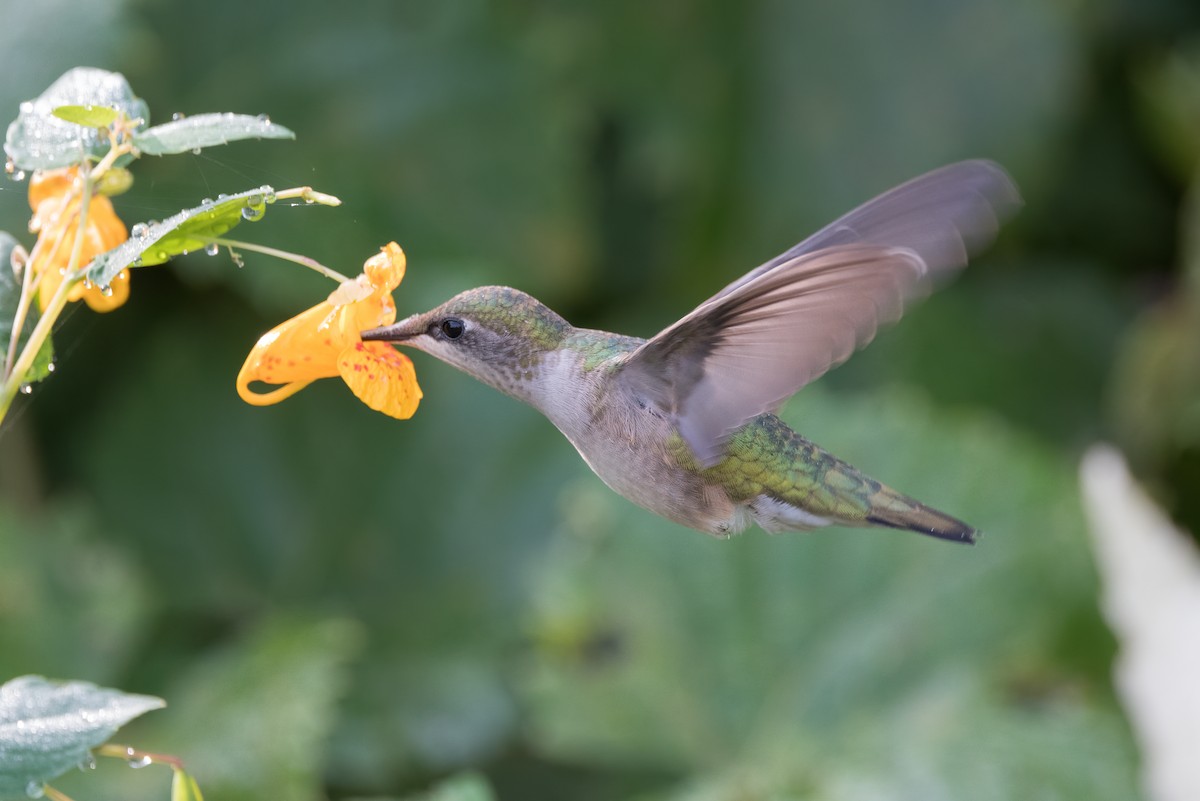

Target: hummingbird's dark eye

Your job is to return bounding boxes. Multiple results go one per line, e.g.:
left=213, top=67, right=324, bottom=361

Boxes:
left=440, top=317, right=465, bottom=339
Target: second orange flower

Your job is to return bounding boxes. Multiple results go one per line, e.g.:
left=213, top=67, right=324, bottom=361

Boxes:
left=28, top=167, right=130, bottom=312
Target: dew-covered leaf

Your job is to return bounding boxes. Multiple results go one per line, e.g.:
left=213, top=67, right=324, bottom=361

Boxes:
left=0, top=233, right=53, bottom=385
left=4, top=67, right=148, bottom=171
left=87, top=187, right=274, bottom=285
left=0, top=676, right=164, bottom=801
left=51, top=104, right=120, bottom=129
left=132, top=113, right=294, bottom=156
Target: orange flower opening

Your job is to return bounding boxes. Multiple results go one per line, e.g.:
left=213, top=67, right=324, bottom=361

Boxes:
left=27, top=167, right=130, bottom=313
left=236, top=242, right=422, bottom=419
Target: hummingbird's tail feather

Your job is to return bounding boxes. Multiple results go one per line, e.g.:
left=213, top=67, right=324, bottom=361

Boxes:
left=749, top=481, right=977, bottom=543
left=721, top=417, right=978, bottom=543
left=863, top=496, right=978, bottom=544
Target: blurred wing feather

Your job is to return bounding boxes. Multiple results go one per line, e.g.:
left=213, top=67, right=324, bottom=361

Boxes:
left=714, top=159, right=1019, bottom=299
left=620, top=160, right=1021, bottom=466
left=622, top=246, right=926, bottom=465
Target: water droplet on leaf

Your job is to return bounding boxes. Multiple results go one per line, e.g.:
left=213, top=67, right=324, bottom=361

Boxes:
left=241, top=205, right=264, bottom=221
left=171, top=112, right=185, bottom=121
left=128, top=755, right=153, bottom=769
left=191, top=147, right=201, bottom=155
left=204, top=242, right=219, bottom=256
left=19, top=384, right=33, bottom=395
left=256, top=113, right=270, bottom=124
left=25, top=780, right=44, bottom=798
left=131, top=222, right=149, bottom=239
left=100, top=285, right=114, bottom=297
left=78, top=753, right=97, bottom=771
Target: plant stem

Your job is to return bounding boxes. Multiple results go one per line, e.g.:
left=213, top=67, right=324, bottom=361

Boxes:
left=205, top=237, right=351, bottom=283
left=3, top=246, right=33, bottom=380
left=3, top=202, right=77, bottom=382
left=275, top=186, right=341, bottom=206
left=95, top=743, right=185, bottom=770
left=41, top=785, right=77, bottom=801
left=87, top=127, right=128, bottom=183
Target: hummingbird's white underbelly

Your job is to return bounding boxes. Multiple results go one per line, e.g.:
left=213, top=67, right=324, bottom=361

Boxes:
left=570, top=427, right=751, bottom=536
left=530, top=351, right=741, bottom=534
left=534, top=348, right=831, bottom=537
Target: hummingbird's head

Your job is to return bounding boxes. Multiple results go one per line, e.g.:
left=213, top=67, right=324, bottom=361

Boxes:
left=361, top=286, right=572, bottom=401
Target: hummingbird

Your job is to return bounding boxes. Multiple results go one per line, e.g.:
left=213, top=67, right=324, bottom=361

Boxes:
left=362, top=160, right=1020, bottom=543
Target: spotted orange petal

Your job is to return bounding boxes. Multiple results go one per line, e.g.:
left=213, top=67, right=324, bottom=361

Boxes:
left=363, top=241, right=405, bottom=292
left=337, top=341, right=422, bottom=419
left=237, top=243, right=409, bottom=408
left=236, top=302, right=345, bottom=405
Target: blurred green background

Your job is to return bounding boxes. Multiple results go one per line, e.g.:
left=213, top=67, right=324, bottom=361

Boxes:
left=3, top=0, right=1200, bottom=799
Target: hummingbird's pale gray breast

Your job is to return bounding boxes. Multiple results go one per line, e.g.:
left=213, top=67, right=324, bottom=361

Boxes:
left=362, top=160, right=1022, bottom=541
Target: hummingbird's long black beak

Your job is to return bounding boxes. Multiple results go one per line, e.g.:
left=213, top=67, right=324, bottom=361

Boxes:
left=361, top=314, right=424, bottom=342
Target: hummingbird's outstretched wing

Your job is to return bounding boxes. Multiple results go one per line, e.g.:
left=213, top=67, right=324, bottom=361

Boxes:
left=710, top=160, right=1020, bottom=301
left=619, top=160, right=1020, bottom=466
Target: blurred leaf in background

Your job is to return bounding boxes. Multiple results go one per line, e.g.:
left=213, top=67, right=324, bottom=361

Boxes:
left=1113, top=36, right=1200, bottom=538
left=520, top=387, right=1136, bottom=799
left=1083, top=446, right=1200, bottom=801
left=0, top=505, right=149, bottom=683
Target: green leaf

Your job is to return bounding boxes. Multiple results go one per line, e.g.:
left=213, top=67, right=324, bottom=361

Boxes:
left=132, top=113, right=295, bottom=156
left=131, top=617, right=362, bottom=801
left=518, top=386, right=1138, bottom=797
left=652, top=688, right=1137, bottom=801
left=87, top=187, right=276, bottom=285
left=0, top=233, right=54, bottom=385
left=4, top=67, right=148, bottom=171
left=0, top=676, right=164, bottom=801
left=171, top=768, right=206, bottom=801
left=0, top=503, right=151, bottom=684
left=51, top=104, right=120, bottom=129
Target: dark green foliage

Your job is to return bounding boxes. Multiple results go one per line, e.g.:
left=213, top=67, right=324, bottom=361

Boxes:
left=1, top=0, right=1194, bottom=799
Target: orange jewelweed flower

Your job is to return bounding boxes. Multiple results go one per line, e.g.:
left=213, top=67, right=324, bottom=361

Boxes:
left=28, top=167, right=130, bottom=313
left=236, top=242, right=422, bottom=419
